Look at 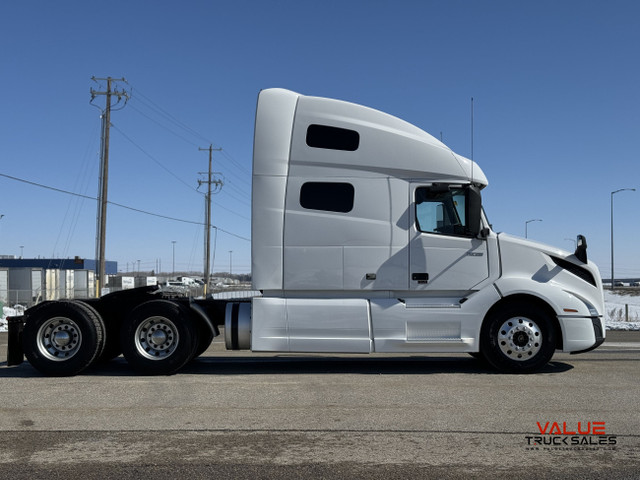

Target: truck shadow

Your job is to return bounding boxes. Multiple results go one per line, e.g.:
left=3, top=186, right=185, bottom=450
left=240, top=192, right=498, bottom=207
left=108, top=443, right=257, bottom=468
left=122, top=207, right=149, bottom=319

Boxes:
left=0, top=355, right=574, bottom=377
left=182, top=355, right=575, bottom=376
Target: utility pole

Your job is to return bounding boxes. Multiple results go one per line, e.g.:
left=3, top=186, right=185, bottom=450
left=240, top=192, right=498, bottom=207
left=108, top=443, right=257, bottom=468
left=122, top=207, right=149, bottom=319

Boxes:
left=198, top=145, right=222, bottom=296
left=90, top=76, right=129, bottom=297
left=172, top=241, right=177, bottom=276
left=611, top=188, right=635, bottom=289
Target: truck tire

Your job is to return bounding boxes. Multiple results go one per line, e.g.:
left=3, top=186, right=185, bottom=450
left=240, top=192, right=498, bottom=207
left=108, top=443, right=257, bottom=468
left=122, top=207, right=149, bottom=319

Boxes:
left=192, top=322, right=214, bottom=359
left=480, top=303, right=556, bottom=374
left=70, top=300, right=123, bottom=363
left=94, top=310, right=123, bottom=363
left=22, top=301, right=105, bottom=376
left=96, top=330, right=123, bottom=362
left=70, top=300, right=108, bottom=361
left=120, top=299, right=197, bottom=375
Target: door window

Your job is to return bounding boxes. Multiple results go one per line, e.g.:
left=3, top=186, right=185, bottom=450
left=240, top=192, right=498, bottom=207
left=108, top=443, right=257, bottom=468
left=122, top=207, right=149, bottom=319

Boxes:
left=415, top=186, right=469, bottom=236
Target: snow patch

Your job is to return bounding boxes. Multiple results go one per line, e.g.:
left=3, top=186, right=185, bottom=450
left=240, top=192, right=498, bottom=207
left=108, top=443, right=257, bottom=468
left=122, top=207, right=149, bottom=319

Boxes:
left=603, top=291, right=640, bottom=331
left=1, top=305, right=25, bottom=333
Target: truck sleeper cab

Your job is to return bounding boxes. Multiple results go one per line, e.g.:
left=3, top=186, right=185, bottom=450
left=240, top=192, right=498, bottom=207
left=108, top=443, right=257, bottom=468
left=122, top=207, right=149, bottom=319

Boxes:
left=240, top=88, right=605, bottom=373
left=8, top=88, right=605, bottom=376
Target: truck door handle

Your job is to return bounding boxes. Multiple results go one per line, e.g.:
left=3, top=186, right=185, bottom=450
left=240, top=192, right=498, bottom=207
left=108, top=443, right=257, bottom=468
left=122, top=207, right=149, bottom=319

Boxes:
left=412, top=273, right=429, bottom=282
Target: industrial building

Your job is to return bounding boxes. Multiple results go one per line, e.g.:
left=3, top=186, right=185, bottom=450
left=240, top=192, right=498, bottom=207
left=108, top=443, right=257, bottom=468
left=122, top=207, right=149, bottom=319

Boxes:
left=0, top=257, right=117, bottom=307
left=0, top=257, right=117, bottom=274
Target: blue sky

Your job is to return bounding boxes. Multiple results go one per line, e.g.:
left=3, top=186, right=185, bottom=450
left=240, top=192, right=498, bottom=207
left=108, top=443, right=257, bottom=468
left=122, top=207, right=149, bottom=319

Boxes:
left=1, top=0, right=639, bottom=277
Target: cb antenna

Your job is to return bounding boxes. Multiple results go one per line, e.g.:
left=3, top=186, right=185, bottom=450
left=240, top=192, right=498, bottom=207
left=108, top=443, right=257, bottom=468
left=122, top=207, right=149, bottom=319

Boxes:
left=470, top=96, right=474, bottom=184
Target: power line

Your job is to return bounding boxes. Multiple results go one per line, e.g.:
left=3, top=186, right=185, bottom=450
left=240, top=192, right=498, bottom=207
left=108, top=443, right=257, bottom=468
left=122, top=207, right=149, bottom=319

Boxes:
left=98, top=82, right=252, bottom=239
left=219, top=182, right=251, bottom=207
left=54, top=122, right=100, bottom=261
left=110, top=123, right=201, bottom=194
left=128, top=102, right=201, bottom=148
left=111, top=123, right=250, bottom=219
left=212, top=198, right=251, bottom=221
left=113, top=101, right=252, bottom=213
left=0, top=172, right=250, bottom=242
left=219, top=148, right=252, bottom=180
left=131, top=88, right=213, bottom=146
left=129, top=84, right=252, bottom=186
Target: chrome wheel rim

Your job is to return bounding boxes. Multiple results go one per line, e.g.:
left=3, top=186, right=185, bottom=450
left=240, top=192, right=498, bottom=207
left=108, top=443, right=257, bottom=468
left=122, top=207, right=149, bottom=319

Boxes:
left=37, top=317, right=82, bottom=361
left=498, top=317, right=542, bottom=361
left=135, top=316, right=179, bottom=360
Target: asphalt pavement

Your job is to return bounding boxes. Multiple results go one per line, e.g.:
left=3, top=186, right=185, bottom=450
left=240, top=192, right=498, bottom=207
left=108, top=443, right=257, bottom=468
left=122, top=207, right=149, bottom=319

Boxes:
left=0, top=331, right=638, bottom=479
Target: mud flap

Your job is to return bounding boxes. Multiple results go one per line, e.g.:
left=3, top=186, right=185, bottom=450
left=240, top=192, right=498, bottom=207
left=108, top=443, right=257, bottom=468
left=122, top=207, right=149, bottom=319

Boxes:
left=7, top=316, right=25, bottom=366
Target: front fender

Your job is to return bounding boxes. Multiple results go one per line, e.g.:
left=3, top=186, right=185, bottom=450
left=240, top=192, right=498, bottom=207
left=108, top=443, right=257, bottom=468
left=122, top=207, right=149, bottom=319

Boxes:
left=495, top=277, right=598, bottom=317
left=494, top=277, right=604, bottom=352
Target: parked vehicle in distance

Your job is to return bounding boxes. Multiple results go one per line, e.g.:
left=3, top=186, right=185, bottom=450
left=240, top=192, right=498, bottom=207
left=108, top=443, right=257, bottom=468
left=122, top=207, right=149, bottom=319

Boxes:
left=7, top=88, right=605, bottom=376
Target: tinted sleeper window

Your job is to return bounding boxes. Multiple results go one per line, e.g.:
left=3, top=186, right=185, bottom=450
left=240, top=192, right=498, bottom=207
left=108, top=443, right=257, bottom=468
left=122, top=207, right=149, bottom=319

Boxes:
left=306, top=124, right=360, bottom=151
left=300, top=182, right=355, bottom=213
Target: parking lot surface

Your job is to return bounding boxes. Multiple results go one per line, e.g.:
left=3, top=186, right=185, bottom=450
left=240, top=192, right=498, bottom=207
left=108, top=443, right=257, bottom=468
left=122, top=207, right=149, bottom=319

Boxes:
left=1, top=331, right=639, bottom=479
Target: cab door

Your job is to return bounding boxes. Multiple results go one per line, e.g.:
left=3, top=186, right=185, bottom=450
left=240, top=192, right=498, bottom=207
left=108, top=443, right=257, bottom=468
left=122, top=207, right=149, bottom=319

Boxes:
left=408, top=184, right=489, bottom=291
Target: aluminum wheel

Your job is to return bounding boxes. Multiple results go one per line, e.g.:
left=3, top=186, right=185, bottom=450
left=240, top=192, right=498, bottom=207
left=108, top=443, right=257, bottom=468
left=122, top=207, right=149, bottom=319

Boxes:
left=134, top=316, right=180, bottom=360
left=497, top=316, right=542, bottom=361
left=121, top=300, right=197, bottom=375
left=36, top=316, right=83, bottom=361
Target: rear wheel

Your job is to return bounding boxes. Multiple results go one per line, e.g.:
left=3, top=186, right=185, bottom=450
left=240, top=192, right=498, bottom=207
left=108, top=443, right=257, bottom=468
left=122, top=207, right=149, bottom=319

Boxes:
left=192, top=323, right=214, bottom=359
left=22, top=301, right=105, bottom=376
left=480, top=303, right=556, bottom=373
left=70, top=300, right=108, bottom=361
left=120, top=300, right=197, bottom=375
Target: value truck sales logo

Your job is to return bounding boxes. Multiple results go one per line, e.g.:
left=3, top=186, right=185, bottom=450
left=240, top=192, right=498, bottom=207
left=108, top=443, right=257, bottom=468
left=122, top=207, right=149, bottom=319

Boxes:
left=525, top=421, right=617, bottom=451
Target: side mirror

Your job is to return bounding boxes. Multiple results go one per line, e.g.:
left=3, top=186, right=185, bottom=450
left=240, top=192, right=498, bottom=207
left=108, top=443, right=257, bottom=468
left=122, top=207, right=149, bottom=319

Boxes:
left=466, top=185, right=483, bottom=238
left=575, top=235, right=588, bottom=263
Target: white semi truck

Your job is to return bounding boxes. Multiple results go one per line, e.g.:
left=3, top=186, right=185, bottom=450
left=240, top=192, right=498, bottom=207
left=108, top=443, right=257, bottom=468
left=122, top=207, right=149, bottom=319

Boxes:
left=7, top=88, right=605, bottom=375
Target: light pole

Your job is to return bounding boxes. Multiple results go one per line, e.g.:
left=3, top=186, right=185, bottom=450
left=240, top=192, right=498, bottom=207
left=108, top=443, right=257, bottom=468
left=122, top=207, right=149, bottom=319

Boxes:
left=525, top=219, right=542, bottom=239
left=229, top=250, right=233, bottom=276
left=611, top=188, right=635, bottom=289
left=20, top=245, right=24, bottom=259
left=172, top=241, right=177, bottom=276
left=564, top=238, right=577, bottom=250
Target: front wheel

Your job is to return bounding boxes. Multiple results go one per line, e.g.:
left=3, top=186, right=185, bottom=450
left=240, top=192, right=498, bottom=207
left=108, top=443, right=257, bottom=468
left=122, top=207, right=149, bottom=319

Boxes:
left=480, top=304, right=556, bottom=373
left=120, top=300, right=197, bottom=375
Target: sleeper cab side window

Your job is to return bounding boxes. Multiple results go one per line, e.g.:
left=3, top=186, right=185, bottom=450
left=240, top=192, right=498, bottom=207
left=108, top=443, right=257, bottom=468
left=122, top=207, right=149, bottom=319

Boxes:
left=306, top=124, right=360, bottom=151
left=415, top=186, right=468, bottom=236
left=300, top=182, right=355, bottom=213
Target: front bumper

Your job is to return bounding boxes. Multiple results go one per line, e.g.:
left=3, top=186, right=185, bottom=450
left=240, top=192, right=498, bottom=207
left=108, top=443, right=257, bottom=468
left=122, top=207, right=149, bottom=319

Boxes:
left=569, top=316, right=605, bottom=354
